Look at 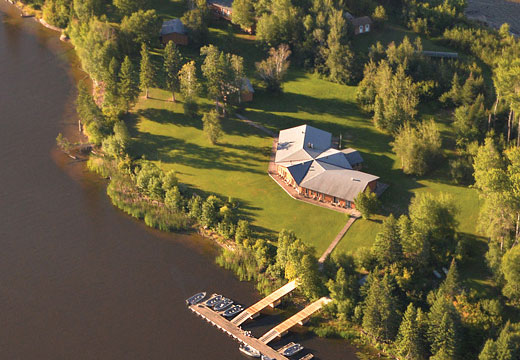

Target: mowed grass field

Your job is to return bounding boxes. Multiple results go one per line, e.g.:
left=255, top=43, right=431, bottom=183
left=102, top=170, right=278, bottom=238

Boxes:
left=130, top=88, right=349, bottom=255
left=131, top=0, right=483, bottom=259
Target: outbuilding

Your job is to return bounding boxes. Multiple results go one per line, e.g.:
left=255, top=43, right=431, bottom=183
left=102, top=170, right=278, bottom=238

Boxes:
left=352, top=16, right=372, bottom=35
left=160, top=18, right=189, bottom=46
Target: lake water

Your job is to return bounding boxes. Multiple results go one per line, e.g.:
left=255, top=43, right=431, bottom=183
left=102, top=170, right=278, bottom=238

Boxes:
left=0, top=3, right=359, bottom=359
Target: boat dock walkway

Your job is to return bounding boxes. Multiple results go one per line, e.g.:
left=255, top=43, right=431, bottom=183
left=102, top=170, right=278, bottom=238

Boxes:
left=231, top=280, right=298, bottom=326
left=189, top=304, right=289, bottom=360
left=259, top=297, right=332, bottom=344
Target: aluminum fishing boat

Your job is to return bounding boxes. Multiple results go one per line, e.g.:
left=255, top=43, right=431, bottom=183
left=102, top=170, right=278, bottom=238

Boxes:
left=185, top=292, right=206, bottom=305
left=222, top=304, right=243, bottom=318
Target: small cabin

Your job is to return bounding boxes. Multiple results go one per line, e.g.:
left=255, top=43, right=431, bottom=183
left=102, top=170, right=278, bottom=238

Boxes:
left=160, top=19, right=189, bottom=46
left=352, top=16, right=372, bottom=35
left=241, top=78, right=254, bottom=103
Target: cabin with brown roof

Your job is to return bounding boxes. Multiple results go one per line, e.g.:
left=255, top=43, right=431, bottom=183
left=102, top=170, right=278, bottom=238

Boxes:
left=160, top=19, right=188, bottom=46
left=352, top=16, right=372, bottom=35
left=275, top=125, right=379, bottom=209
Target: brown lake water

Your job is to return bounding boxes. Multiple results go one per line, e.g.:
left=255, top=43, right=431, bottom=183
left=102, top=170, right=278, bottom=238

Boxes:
left=0, top=3, right=360, bottom=359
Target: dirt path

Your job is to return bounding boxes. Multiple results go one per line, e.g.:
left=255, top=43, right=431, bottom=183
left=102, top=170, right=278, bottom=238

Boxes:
left=318, top=215, right=359, bottom=264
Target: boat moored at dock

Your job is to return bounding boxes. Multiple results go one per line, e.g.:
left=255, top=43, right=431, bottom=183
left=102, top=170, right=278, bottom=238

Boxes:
left=281, top=343, right=303, bottom=357
left=213, top=298, right=233, bottom=312
left=239, top=344, right=261, bottom=358
left=185, top=292, right=207, bottom=305
left=223, top=304, right=243, bottom=318
left=205, top=294, right=222, bottom=307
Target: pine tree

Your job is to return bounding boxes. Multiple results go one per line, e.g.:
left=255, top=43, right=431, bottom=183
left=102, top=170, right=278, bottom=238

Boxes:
left=163, top=41, right=183, bottom=102
left=396, top=303, right=425, bottom=360
left=428, top=295, right=459, bottom=359
left=478, top=338, right=498, bottom=360
left=430, top=313, right=457, bottom=360
left=372, top=214, right=402, bottom=267
left=438, top=258, right=461, bottom=299
left=139, top=43, right=155, bottom=99
left=118, top=56, right=139, bottom=113
left=362, top=274, right=400, bottom=341
left=103, top=57, right=119, bottom=112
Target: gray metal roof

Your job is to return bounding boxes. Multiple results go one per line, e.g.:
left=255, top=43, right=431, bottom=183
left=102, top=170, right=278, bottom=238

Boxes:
left=160, top=18, right=186, bottom=36
left=275, top=125, right=332, bottom=163
left=341, top=148, right=364, bottom=165
left=275, top=125, right=378, bottom=202
left=287, top=161, right=312, bottom=184
left=301, top=169, right=379, bottom=202
left=317, top=148, right=352, bottom=169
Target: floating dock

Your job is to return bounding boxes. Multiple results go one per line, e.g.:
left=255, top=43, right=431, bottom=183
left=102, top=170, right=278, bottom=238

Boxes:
left=232, top=280, right=298, bottom=326
left=259, top=297, right=332, bottom=344
left=189, top=304, right=290, bottom=360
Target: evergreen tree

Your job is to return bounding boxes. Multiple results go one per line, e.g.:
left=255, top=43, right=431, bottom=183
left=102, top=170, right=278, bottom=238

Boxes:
left=163, top=41, right=183, bottom=102
left=479, top=339, right=498, bottom=360
left=362, top=274, right=401, bottom=341
left=139, top=43, right=155, bottom=99
left=103, top=57, right=119, bottom=114
left=430, top=313, right=458, bottom=360
left=372, top=214, right=402, bottom=267
left=438, top=258, right=461, bottom=299
left=200, top=45, right=234, bottom=111
left=118, top=56, right=139, bottom=113
left=396, top=303, right=425, bottom=360
left=428, top=295, right=460, bottom=358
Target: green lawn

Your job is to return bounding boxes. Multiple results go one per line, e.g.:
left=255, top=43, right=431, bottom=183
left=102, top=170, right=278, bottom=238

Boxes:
left=130, top=88, right=348, bottom=255
left=131, top=0, right=483, bottom=259
left=243, top=70, right=482, bottom=252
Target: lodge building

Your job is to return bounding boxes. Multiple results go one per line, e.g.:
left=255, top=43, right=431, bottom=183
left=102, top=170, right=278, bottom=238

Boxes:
left=275, top=125, right=379, bottom=209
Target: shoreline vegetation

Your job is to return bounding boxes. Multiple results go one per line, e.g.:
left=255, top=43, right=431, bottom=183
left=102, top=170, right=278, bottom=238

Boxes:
left=6, top=0, right=520, bottom=358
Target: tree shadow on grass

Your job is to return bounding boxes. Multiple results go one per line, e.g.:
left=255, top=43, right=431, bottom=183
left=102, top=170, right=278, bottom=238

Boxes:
left=457, top=232, right=498, bottom=297
left=135, top=108, right=204, bottom=130
left=130, top=132, right=265, bottom=174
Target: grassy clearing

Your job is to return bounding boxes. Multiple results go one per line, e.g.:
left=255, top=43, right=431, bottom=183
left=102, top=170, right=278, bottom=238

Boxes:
left=244, top=70, right=481, bottom=251
left=129, top=88, right=348, bottom=255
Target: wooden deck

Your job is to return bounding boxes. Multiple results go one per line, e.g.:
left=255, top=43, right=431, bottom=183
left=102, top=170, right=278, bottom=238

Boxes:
left=189, top=304, right=290, bottom=360
left=231, top=280, right=298, bottom=326
left=259, top=297, right=332, bottom=344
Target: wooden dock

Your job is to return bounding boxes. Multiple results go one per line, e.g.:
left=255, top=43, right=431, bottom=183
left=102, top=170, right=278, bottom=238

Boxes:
left=259, top=297, right=332, bottom=344
left=189, top=304, right=290, bottom=360
left=232, top=280, right=298, bottom=326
